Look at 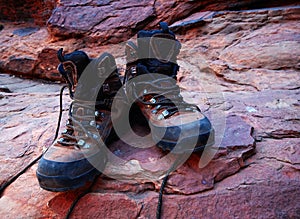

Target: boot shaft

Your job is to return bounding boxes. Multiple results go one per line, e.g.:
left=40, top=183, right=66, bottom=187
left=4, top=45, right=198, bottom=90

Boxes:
left=126, top=22, right=181, bottom=80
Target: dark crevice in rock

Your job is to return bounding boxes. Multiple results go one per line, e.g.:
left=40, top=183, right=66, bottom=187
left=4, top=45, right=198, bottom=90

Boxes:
left=287, top=86, right=300, bottom=91
left=90, top=15, right=118, bottom=32
left=263, top=132, right=300, bottom=139
left=65, top=189, right=93, bottom=219
left=136, top=206, right=143, bottom=219
left=286, top=118, right=300, bottom=122
left=273, top=66, right=300, bottom=71
left=228, top=0, right=295, bottom=11
left=0, top=154, right=42, bottom=197
left=0, top=86, right=12, bottom=93
left=260, top=156, right=300, bottom=166
left=11, top=130, right=28, bottom=140
left=114, top=4, right=149, bottom=11
left=14, top=144, right=35, bottom=158
left=133, top=15, right=156, bottom=33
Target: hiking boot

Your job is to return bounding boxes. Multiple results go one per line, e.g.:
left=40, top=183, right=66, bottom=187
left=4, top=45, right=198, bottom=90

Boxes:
left=36, top=49, right=122, bottom=192
left=124, top=22, right=214, bottom=153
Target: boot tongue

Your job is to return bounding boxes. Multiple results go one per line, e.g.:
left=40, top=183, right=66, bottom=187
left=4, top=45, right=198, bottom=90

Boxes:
left=137, top=36, right=179, bottom=75
left=149, top=35, right=178, bottom=64
left=74, top=54, right=120, bottom=110
left=137, top=31, right=180, bottom=78
left=74, top=63, right=105, bottom=102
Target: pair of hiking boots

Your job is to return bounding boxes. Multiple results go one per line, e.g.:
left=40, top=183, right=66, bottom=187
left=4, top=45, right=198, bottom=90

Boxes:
left=36, top=22, right=214, bottom=192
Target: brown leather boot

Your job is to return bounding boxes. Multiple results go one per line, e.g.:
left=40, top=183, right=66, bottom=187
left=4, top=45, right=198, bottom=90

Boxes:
left=36, top=49, right=123, bottom=191
left=124, top=22, right=214, bottom=153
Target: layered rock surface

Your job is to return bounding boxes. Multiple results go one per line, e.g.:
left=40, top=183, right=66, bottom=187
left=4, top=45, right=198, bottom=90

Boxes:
left=0, top=6, right=299, bottom=82
left=0, top=0, right=56, bottom=25
left=0, top=64, right=299, bottom=218
left=46, top=0, right=299, bottom=45
left=0, top=2, right=299, bottom=219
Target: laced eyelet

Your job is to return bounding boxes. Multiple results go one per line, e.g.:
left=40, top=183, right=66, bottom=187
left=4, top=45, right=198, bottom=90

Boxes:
left=131, top=67, right=137, bottom=74
left=157, top=114, right=164, bottom=120
left=90, top=120, right=96, bottom=127
left=95, top=111, right=105, bottom=118
left=150, top=98, right=156, bottom=104
left=103, top=83, right=110, bottom=92
left=77, top=139, right=85, bottom=147
left=151, top=109, right=157, bottom=114
left=157, top=110, right=169, bottom=120
left=83, top=143, right=91, bottom=149
left=162, top=110, right=169, bottom=117
left=92, top=133, right=99, bottom=140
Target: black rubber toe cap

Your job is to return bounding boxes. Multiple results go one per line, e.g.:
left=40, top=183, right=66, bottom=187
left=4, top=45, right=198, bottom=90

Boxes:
left=151, top=116, right=214, bottom=153
left=36, top=151, right=106, bottom=192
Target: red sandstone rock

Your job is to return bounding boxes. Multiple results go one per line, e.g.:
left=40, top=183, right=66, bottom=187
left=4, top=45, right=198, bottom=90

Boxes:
left=4, top=58, right=36, bottom=77
left=70, top=193, right=140, bottom=218
left=0, top=74, right=68, bottom=191
left=0, top=0, right=56, bottom=25
left=0, top=164, right=59, bottom=218
left=0, top=54, right=299, bottom=218
left=0, top=2, right=299, bottom=218
left=46, top=0, right=300, bottom=45
left=33, top=48, right=61, bottom=81
left=218, top=21, right=300, bottom=70
left=47, top=0, right=155, bottom=44
left=1, top=7, right=299, bottom=82
left=0, top=74, right=259, bottom=218
left=223, top=90, right=300, bottom=139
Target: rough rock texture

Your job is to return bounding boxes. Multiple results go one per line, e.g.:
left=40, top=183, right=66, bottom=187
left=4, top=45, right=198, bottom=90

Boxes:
left=0, top=2, right=300, bottom=219
left=0, top=67, right=299, bottom=218
left=1, top=6, right=300, bottom=81
left=0, top=75, right=67, bottom=191
left=2, top=0, right=298, bottom=44
left=0, top=0, right=56, bottom=25
left=46, top=0, right=299, bottom=45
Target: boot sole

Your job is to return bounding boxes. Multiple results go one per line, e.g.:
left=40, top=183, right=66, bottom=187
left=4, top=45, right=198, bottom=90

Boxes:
left=36, top=167, right=101, bottom=192
left=155, top=129, right=215, bottom=154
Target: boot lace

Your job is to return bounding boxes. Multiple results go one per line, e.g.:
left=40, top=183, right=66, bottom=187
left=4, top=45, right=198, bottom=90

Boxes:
left=131, top=76, right=200, bottom=120
left=54, top=85, right=109, bottom=149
